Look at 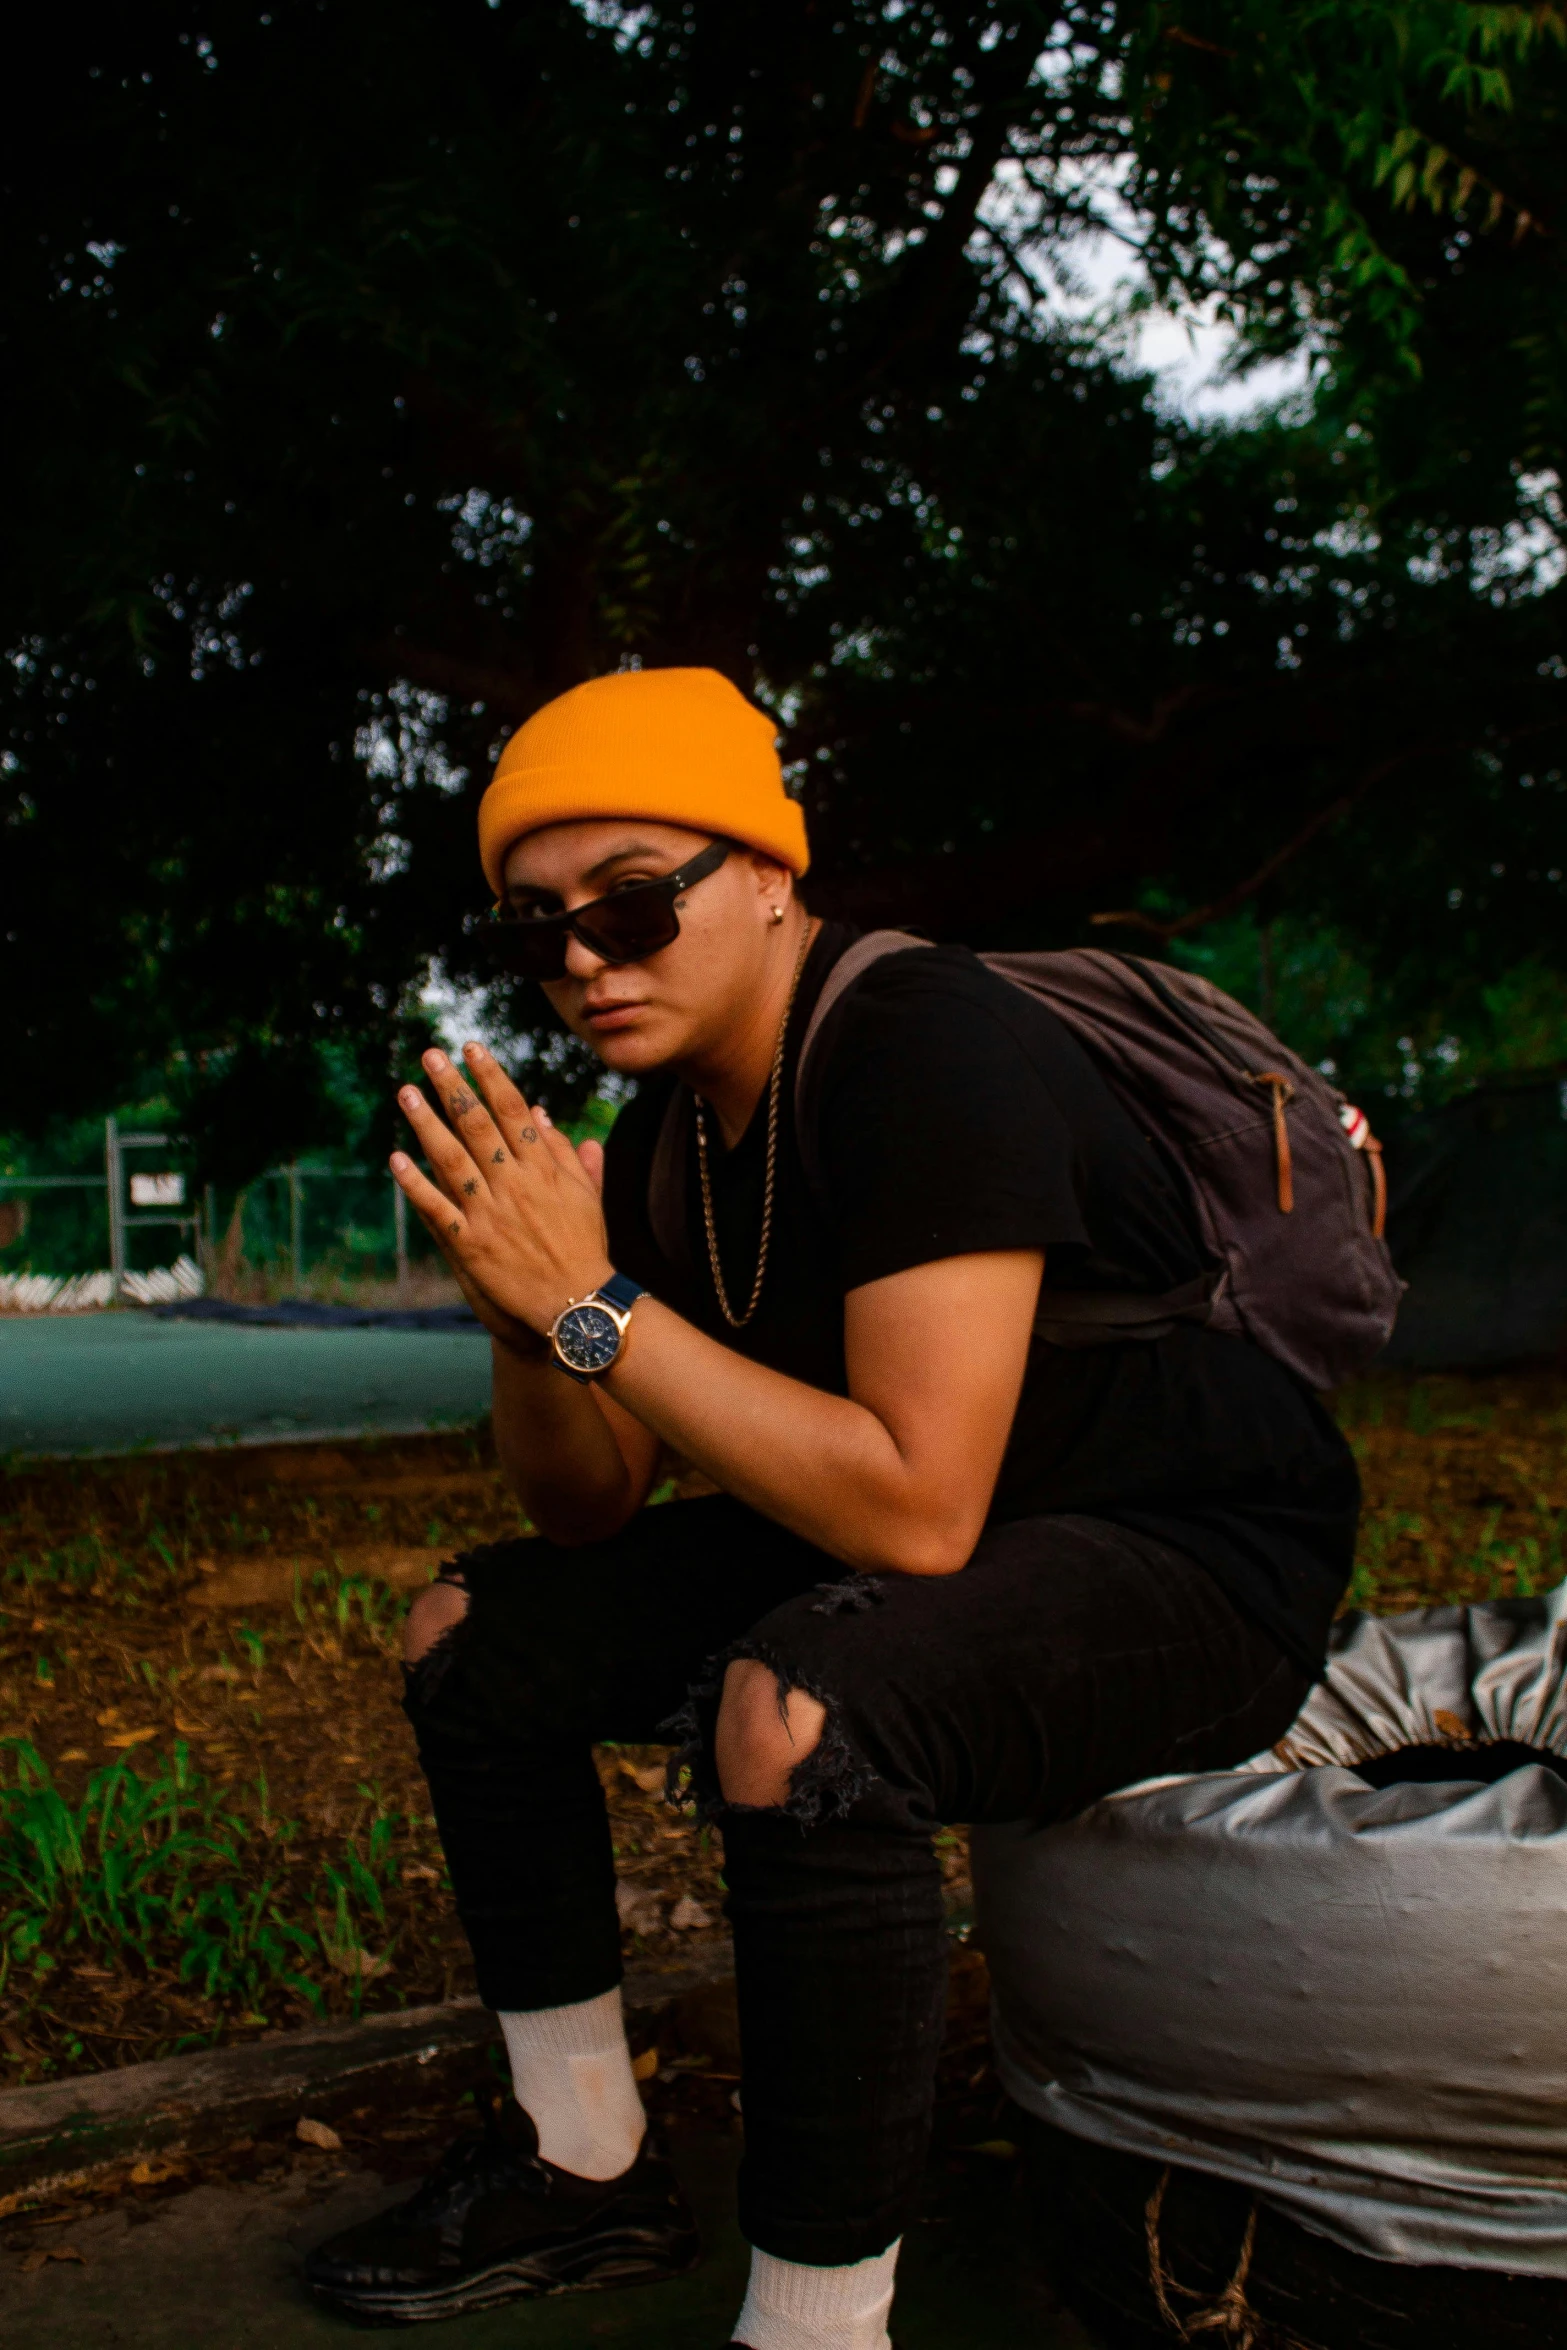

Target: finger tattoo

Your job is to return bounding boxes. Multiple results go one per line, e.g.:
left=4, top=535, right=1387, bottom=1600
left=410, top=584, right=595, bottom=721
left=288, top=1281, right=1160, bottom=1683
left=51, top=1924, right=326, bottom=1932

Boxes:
left=447, top=1220, right=461, bottom=1238
left=462, top=1179, right=478, bottom=1197
left=491, top=1149, right=506, bottom=1164
left=522, top=1126, right=538, bottom=1144
left=448, top=1091, right=475, bottom=1118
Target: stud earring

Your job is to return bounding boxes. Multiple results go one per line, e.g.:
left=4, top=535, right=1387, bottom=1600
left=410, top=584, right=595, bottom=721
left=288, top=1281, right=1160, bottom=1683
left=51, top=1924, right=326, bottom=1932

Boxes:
left=770, top=906, right=785, bottom=925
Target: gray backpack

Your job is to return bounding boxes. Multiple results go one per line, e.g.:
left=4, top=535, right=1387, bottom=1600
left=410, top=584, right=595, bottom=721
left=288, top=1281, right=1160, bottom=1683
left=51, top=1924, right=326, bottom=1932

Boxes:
left=651, top=931, right=1403, bottom=1391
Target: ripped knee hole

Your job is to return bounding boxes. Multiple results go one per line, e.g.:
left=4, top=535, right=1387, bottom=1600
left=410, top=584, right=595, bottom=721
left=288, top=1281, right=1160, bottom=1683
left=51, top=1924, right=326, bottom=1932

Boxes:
left=714, top=1657, right=829, bottom=1808
left=403, top=1577, right=470, bottom=1667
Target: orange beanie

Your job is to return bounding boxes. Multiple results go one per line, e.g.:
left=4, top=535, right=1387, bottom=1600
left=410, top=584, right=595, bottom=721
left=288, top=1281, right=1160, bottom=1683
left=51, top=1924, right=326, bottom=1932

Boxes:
left=477, top=667, right=809, bottom=894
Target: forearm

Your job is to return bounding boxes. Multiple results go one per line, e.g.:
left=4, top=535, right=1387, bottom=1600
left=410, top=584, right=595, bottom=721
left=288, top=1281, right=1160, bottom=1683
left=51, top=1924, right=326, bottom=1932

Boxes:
left=604, top=1301, right=974, bottom=1574
left=489, top=1336, right=647, bottom=1544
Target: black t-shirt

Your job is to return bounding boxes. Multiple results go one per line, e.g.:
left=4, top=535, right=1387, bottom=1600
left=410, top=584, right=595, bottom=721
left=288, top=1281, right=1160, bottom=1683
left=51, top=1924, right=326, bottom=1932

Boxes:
left=603, top=924, right=1359, bottom=1675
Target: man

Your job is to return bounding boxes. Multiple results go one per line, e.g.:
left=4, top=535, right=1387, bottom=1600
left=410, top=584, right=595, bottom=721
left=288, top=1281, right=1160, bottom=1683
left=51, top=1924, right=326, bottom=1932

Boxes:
left=306, top=666, right=1356, bottom=2347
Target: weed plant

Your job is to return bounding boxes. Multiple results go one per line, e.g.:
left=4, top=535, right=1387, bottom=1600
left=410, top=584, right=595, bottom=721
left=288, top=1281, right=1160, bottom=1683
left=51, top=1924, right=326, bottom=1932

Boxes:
left=0, top=1738, right=410, bottom=2041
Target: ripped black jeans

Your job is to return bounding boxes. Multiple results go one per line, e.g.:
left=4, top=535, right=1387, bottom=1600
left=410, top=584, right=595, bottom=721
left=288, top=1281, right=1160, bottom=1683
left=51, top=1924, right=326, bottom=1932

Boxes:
left=402, top=1494, right=1309, bottom=2266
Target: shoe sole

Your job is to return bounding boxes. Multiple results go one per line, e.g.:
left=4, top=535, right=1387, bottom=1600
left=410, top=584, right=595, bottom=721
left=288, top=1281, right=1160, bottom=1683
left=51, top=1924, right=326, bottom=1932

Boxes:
left=308, top=2224, right=703, bottom=2326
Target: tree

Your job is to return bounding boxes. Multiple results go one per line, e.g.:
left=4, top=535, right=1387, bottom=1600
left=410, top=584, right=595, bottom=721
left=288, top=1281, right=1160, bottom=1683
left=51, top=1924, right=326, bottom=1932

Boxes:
left=4, top=1, right=1563, bottom=1177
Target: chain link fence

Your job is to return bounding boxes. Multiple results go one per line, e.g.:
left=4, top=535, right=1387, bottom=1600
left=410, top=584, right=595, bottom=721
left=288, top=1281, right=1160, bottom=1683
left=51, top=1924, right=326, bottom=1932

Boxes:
left=0, top=1123, right=442, bottom=1309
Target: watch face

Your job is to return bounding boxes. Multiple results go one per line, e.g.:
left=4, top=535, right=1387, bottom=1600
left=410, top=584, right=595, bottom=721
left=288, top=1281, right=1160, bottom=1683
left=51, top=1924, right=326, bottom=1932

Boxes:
left=555, top=1303, right=622, bottom=1373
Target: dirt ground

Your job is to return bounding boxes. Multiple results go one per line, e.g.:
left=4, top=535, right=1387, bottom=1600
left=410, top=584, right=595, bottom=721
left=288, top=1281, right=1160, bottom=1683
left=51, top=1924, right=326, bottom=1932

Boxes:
left=1335, top=1366, right=1567, bottom=1608
left=1, top=1364, right=1563, bottom=2091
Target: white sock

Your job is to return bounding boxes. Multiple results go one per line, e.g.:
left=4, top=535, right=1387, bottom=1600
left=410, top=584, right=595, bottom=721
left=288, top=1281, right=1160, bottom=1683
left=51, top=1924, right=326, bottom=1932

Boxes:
left=497, top=1987, right=646, bottom=2181
left=732, top=2241, right=900, bottom=2350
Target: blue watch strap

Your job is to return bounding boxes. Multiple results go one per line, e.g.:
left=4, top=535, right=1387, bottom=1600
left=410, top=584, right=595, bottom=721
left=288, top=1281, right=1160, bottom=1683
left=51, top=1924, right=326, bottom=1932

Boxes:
left=598, top=1271, right=646, bottom=1311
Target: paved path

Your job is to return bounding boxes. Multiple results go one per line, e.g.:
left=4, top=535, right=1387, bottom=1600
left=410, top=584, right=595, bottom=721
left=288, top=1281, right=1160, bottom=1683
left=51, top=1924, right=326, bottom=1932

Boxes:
left=0, top=2117, right=1097, bottom=2348
left=1, top=1313, right=492, bottom=1457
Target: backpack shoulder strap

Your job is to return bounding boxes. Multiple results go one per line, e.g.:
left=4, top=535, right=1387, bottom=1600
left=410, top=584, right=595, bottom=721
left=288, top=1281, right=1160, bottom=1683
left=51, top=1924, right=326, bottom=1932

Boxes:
left=793, top=928, right=930, bottom=1118
left=794, top=928, right=1218, bottom=1344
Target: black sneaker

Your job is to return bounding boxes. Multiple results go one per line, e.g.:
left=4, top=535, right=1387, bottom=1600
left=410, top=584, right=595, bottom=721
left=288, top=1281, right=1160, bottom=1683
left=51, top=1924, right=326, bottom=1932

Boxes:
left=303, top=2097, right=701, bottom=2324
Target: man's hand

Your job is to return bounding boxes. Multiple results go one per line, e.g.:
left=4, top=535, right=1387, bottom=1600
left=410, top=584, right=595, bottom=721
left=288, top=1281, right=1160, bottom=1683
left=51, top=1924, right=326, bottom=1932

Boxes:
left=391, top=1044, right=614, bottom=1339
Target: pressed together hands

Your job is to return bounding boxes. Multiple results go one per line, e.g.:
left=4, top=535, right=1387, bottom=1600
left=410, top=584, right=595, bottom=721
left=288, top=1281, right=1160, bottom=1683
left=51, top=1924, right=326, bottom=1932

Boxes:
left=391, top=1045, right=617, bottom=1352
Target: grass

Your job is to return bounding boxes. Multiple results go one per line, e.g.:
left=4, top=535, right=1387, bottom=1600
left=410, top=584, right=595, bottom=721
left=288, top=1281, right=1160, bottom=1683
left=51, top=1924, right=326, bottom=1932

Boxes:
left=0, top=1714, right=432, bottom=2031
left=0, top=1741, right=317, bottom=2020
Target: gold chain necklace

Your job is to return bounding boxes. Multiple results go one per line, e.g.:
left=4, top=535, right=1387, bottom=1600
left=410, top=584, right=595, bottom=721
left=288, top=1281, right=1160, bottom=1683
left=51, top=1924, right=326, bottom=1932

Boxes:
left=693, top=922, right=815, bottom=1330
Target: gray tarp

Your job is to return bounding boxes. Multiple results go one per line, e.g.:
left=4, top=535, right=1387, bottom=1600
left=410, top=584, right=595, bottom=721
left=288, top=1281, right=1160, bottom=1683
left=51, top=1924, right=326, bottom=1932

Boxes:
left=974, top=1587, right=1567, bottom=2276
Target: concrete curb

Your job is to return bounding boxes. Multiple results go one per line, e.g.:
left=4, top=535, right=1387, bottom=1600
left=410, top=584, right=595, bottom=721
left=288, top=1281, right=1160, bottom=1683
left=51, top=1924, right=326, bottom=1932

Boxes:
left=0, top=1942, right=736, bottom=2206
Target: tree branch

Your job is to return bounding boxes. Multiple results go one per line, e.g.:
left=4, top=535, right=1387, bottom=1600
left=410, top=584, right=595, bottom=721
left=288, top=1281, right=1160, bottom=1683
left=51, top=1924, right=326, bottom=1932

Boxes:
left=1089, top=722, right=1565, bottom=940
left=841, top=29, right=1040, bottom=399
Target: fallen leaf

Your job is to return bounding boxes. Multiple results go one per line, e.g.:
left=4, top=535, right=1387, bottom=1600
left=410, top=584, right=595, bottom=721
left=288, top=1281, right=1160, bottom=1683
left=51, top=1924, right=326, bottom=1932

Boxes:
left=19, top=2251, right=48, bottom=2274
left=93, top=1708, right=124, bottom=1728
left=104, top=1727, right=159, bottom=1750
left=20, top=2244, right=84, bottom=2269
left=128, top=2156, right=187, bottom=2187
left=1433, top=1708, right=1472, bottom=1743
left=618, top=1758, right=668, bottom=1796
left=631, top=2046, right=659, bottom=2082
left=296, top=2115, right=342, bottom=2151
left=668, top=1896, right=712, bottom=1933
left=324, top=1943, right=393, bottom=1982
left=401, top=1862, right=441, bottom=1884
left=57, top=1749, right=88, bottom=1764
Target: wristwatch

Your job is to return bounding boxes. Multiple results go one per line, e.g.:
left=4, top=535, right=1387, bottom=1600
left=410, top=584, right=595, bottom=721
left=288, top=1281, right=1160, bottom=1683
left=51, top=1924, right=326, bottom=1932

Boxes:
left=547, top=1272, right=647, bottom=1383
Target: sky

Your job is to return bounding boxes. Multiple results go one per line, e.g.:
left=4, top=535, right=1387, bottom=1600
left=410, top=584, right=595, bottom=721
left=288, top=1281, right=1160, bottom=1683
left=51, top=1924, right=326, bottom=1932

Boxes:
left=1131, top=303, right=1312, bottom=421
left=989, top=149, right=1317, bottom=422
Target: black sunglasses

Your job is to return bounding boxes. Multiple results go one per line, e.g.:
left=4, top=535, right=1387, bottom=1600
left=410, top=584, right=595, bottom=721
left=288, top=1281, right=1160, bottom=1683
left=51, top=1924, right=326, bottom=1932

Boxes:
left=475, top=838, right=732, bottom=980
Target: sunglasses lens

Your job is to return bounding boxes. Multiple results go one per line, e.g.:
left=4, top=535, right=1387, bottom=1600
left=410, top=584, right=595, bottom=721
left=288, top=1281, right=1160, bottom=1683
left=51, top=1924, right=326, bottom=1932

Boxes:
left=572, top=894, right=682, bottom=964
left=479, top=854, right=709, bottom=979
left=479, top=923, right=570, bottom=980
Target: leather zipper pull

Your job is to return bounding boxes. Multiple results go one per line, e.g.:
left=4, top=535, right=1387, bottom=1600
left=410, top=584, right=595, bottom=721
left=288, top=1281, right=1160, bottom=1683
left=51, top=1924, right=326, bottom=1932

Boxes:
left=1248, top=1072, right=1296, bottom=1214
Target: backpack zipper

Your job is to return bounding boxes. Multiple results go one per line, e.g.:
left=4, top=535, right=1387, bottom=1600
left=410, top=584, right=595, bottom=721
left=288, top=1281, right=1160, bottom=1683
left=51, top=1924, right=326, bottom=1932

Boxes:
left=1116, top=956, right=1298, bottom=1215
